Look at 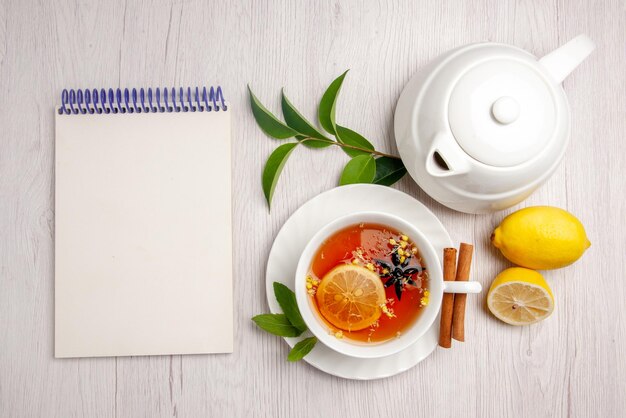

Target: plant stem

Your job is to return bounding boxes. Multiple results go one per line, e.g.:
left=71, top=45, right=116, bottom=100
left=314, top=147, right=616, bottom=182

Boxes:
left=300, top=137, right=402, bottom=160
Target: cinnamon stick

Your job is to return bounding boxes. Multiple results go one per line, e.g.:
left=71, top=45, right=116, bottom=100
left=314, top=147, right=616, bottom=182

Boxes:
left=452, top=243, right=474, bottom=342
left=438, top=247, right=457, bottom=348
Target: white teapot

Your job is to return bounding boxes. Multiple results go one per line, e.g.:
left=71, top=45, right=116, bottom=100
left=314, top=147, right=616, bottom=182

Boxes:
left=394, top=35, right=595, bottom=214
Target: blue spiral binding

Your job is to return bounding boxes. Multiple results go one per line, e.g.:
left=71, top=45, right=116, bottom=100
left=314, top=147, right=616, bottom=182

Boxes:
left=58, top=86, right=227, bottom=115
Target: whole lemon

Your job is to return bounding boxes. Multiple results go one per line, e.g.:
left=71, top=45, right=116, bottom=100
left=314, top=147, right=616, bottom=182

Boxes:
left=491, top=206, right=591, bottom=270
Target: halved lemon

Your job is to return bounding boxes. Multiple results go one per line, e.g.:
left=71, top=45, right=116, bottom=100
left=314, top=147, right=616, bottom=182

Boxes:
left=315, top=264, right=386, bottom=331
left=487, top=267, right=554, bottom=326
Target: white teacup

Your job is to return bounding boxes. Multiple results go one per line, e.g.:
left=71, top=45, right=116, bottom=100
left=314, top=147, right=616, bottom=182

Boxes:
left=295, top=211, right=482, bottom=359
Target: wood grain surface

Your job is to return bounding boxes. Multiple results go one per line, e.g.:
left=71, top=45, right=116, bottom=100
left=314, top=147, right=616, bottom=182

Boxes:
left=1, top=0, right=624, bottom=417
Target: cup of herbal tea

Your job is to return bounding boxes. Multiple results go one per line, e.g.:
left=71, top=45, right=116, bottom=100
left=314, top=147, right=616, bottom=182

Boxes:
left=295, top=211, right=481, bottom=358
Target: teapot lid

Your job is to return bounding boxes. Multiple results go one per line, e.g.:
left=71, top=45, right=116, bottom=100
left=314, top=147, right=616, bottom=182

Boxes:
left=448, top=58, right=558, bottom=167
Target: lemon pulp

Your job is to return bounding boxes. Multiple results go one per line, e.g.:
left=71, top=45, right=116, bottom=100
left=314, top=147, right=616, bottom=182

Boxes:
left=315, top=264, right=386, bottom=331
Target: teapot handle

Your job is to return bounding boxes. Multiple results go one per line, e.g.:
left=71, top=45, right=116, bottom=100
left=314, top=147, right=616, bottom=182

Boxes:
left=539, top=34, right=595, bottom=84
left=425, top=132, right=471, bottom=177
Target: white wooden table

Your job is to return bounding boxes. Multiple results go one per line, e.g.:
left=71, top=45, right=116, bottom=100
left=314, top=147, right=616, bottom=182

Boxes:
left=1, top=1, right=625, bottom=417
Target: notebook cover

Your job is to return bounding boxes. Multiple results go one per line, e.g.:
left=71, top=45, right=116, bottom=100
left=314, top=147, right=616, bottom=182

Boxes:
left=54, top=107, right=232, bottom=358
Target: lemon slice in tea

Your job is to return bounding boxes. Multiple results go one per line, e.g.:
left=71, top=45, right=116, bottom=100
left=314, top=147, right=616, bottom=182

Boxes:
left=487, top=267, right=554, bottom=326
left=315, top=264, right=386, bottom=331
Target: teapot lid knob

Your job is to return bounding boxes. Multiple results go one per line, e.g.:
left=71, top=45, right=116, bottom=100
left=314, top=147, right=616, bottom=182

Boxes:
left=491, top=97, right=520, bottom=125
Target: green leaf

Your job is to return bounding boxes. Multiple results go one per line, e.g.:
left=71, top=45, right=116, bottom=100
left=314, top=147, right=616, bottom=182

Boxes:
left=273, top=282, right=307, bottom=333
left=373, top=157, right=407, bottom=186
left=318, top=70, right=349, bottom=135
left=248, top=86, right=299, bottom=139
left=252, top=314, right=304, bottom=337
left=335, top=125, right=375, bottom=157
left=287, top=337, right=318, bottom=362
left=262, top=143, right=298, bottom=208
left=339, top=155, right=376, bottom=185
left=281, top=90, right=332, bottom=149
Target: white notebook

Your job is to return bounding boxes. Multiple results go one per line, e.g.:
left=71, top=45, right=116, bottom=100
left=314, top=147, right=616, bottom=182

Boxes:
left=54, top=87, right=232, bottom=358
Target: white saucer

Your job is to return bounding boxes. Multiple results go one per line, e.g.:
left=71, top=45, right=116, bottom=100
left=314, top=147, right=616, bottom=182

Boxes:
left=265, top=184, right=452, bottom=380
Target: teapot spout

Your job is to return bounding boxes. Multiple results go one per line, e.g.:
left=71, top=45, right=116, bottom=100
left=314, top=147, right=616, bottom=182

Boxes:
left=425, top=132, right=471, bottom=178
left=539, top=34, right=595, bottom=84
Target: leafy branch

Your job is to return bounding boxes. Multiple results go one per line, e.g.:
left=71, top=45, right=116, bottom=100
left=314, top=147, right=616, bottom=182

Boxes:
left=252, top=282, right=318, bottom=362
left=249, top=70, right=407, bottom=209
